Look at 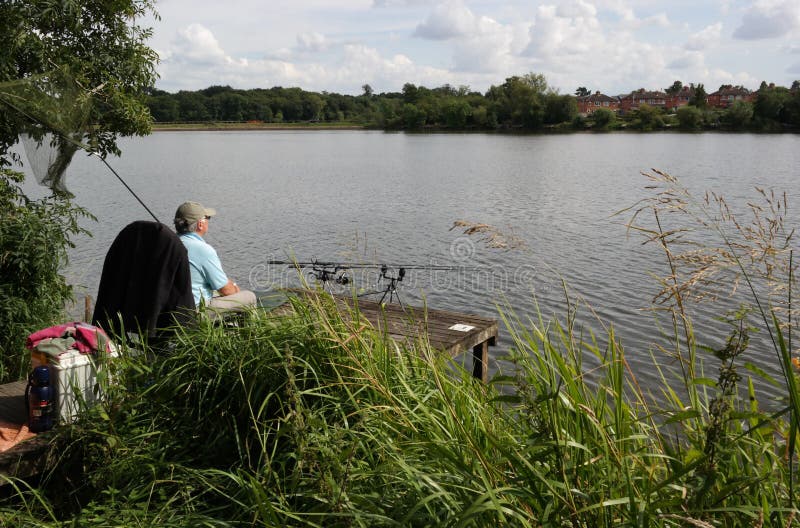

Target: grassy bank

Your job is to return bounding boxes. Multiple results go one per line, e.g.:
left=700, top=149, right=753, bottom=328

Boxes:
left=1, top=173, right=798, bottom=525
left=1, top=293, right=798, bottom=525
left=151, top=121, right=368, bottom=131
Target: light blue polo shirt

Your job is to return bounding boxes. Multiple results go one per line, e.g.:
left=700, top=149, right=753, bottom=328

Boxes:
left=179, top=232, right=229, bottom=305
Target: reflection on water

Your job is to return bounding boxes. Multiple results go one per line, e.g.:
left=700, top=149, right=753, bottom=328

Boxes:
left=19, top=130, right=800, bottom=401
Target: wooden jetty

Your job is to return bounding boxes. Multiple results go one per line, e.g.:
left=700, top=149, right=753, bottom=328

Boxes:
left=292, top=294, right=499, bottom=382
left=0, top=295, right=498, bottom=480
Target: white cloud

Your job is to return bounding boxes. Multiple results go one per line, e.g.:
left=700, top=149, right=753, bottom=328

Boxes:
left=149, top=1, right=790, bottom=95
left=413, top=2, right=484, bottom=40
left=733, top=0, right=800, bottom=40
left=524, top=3, right=603, bottom=59
left=169, top=24, right=228, bottom=65
left=668, top=51, right=705, bottom=70
left=373, top=0, right=429, bottom=6
left=685, top=22, right=722, bottom=51
left=296, top=32, right=329, bottom=53
left=789, top=62, right=800, bottom=74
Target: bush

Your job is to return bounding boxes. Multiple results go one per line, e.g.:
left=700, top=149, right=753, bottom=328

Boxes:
left=677, top=105, right=704, bottom=129
left=0, top=170, right=91, bottom=382
left=591, top=107, right=615, bottom=129
left=724, top=101, right=754, bottom=129
left=631, top=104, right=665, bottom=130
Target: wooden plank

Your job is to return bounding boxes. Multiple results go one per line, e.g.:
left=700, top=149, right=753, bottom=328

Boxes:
left=0, top=380, right=28, bottom=425
left=473, top=341, right=489, bottom=383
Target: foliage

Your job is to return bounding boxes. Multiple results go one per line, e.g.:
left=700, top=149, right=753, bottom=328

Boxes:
left=590, top=107, right=615, bottom=129
left=0, top=0, right=159, bottom=158
left=666, top=80, right=684, bottom=95
left=0, top=170, right=91, bottom=382
left=676, top=105, right=704, bottom=129
left=0, top=0, right=158, bottom=380
left=724, top=101, right=754, bottom=129
left=689, top=83, right=708, bottom=108
left=631, top=104, right=665, bottom=130
left=144, top=76, right=800, bottom=133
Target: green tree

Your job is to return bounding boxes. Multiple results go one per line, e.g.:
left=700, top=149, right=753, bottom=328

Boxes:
left=543, top=94, right=578, bottom=124
left=632, top=104, right=664, bottom=130
left=591, top=107, right=615, bottom=129
left=442, top=99, right=471, bottom=128
left=0, top=0, right=158, bottom=381
left=486, top=74, right=550, bottom=129
left=0, top=0, right=158, bottom=156
left=575, top=86, right=590, bottom=97
left=402, top=83, right=420, bottom=104
left=401, top=103, right=426, bottom=129
left=754, top=85, right=791, bottom=124
left=689, top=83, right=707, bottom=108
left=676, top=105, right=703, bottom=129
left=665, top=80, right=684, bottom=95
left=724, top=101, right=753, bottom=129
left=303, top=94, right=325, bottom=121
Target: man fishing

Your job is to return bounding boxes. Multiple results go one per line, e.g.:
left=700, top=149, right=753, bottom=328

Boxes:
left=174, top=201, right=256, bottom=317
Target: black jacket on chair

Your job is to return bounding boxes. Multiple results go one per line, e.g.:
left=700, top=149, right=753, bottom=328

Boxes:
left=92, top=221, right=195, bottom=340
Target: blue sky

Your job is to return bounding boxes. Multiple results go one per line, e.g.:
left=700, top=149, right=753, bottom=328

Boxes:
left=145, top=0, right=800, bottom=95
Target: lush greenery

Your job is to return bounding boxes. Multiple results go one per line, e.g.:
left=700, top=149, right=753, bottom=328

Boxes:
left=0, top=172, right=90, bottom=381
left=147, top=78, right=800, bottom=132
left=2, top=176, right=798, bottom=526
left=0, top=0, right=159, bottom=381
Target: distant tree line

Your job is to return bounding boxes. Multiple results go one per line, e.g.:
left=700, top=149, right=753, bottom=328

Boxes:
left=146, top=74, right=800, bottom=132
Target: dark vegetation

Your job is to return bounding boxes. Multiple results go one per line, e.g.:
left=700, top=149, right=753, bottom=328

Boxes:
left=146, top=77, right=800, bottom=132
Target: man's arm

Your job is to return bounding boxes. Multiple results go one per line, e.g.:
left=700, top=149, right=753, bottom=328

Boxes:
left=217, top=279, right=240, bottom=296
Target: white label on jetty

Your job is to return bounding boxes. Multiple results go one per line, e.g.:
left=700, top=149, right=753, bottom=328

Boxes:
left=449, top=324, right=475, bottom=332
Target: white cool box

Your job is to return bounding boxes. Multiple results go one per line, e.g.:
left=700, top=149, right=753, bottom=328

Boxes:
left=31, top=346, right=119, bottom=423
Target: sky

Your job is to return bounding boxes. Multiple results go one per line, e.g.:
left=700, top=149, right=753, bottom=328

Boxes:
left=144, top=0, right=800, bottom=96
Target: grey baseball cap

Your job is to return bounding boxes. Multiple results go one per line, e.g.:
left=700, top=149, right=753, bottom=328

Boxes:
left=174, top=201, right=217, bottom=224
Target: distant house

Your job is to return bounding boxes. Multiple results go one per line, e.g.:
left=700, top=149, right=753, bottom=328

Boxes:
left=665, top=86, right=695, bottom=110
left=708, top=86, right=754, bottom=108
left=576, top=91, right=619, bottom=115
left=619, top=89, right=668, bottom=113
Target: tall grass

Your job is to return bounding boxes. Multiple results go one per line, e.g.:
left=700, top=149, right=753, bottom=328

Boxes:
left=1, top=176, right=798, bottom=526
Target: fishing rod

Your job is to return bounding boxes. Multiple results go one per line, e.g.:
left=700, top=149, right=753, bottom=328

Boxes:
left=269, top=259, right=474, bottom=306
left=267, top=259, right=467, bottom=270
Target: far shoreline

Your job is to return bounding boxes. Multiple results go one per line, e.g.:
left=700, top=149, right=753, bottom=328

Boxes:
left=152, top=123, right=368, bottom=132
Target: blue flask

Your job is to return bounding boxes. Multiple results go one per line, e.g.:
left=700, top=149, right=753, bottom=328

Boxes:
left=26, top=366, right=55, bottom=433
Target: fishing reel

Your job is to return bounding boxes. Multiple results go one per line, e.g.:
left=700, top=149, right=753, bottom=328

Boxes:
left=308, top=264, right=350, bottom=286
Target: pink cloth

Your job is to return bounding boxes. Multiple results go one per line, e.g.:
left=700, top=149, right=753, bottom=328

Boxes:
left=26, top=322, right=111, bottom=354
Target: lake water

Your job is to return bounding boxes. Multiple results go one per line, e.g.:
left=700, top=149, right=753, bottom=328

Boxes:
left=19, top=131, right=800, bottom=400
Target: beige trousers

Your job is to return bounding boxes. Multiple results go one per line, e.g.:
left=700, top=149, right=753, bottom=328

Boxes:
left=207, top=289, right=257, bottom=319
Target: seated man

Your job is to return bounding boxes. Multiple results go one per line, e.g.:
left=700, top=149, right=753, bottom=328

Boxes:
left=174, top=201, right=256, bottom=317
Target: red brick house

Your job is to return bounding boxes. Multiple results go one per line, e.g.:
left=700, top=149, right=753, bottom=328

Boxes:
left=577, top=91, right=619, bottom=115
left=619, top=89, right=668, bottom=113
left=707, top=86, right=754, bottom=108
left=665, top=86, right=695, bottom=110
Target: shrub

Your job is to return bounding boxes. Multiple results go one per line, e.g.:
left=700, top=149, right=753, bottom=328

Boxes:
left=676, top=105, right=704, bottom=129
left=591, top=107, right=615, bottom=129
left=0, top=170, right=91, bottom=381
